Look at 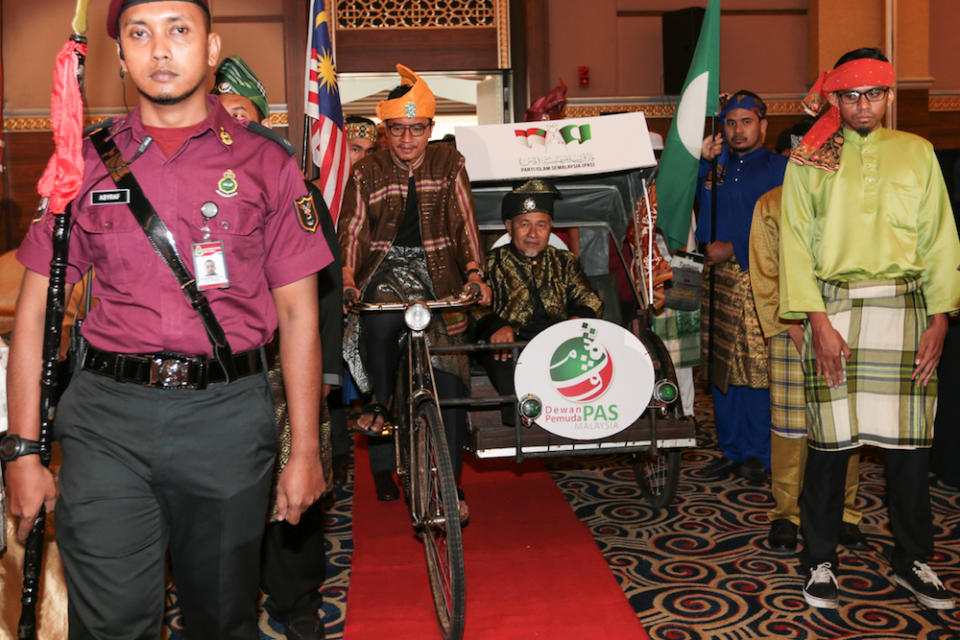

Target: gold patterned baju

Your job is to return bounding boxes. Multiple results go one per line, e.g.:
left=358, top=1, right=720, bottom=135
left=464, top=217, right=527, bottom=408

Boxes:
left=476, top=244, right=603, bottom=340
left=700, top=257, right=769, bottom=394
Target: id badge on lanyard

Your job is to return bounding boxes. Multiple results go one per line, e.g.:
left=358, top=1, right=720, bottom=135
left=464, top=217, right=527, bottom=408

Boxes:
left=193, top=241, right=230, bottom=291
left=193, top=200, right=230, bottom=290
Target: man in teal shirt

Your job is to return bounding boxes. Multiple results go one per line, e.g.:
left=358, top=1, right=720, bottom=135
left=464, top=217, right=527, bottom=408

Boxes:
left=780, top=47, right=960, bottom=611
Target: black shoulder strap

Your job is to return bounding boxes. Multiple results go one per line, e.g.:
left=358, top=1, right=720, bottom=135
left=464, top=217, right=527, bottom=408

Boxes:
left=246, top=121, right=296, bottom=156
left=87, top=127, right=238, bottom=380
left=83, top=118, right=113, bottom=137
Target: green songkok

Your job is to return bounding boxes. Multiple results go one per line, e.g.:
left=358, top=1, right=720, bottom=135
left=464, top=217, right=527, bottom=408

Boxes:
left=212, top=55, right=270, bottom=120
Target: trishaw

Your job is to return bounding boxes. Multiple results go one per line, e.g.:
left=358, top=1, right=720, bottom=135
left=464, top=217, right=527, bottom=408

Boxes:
left=463, top=167, right=696, bottom=505
left=351, top=113, right=696, bottom=640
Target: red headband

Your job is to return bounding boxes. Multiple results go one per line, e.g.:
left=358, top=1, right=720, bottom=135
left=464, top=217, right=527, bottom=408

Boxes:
left=792, top=58, right=895, bottom=171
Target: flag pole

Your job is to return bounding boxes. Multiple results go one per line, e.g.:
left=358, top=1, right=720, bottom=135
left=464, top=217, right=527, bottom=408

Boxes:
left=301, top=114, right=314, bottom=178
left=300, top=0, right=313, bottom=177
left=302, top=0, right=349, bottom=218
left=706, top=113, right=719, bottom=386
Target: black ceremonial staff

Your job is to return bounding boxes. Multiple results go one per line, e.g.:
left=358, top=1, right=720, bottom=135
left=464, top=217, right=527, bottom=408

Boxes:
left=18, top=3, right=89, bottom=637
left=705, top=101, right=722, bottom=386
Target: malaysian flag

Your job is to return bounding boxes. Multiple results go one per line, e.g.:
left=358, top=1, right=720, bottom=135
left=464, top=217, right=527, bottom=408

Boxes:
left=305, top=0, right=349, bottom=221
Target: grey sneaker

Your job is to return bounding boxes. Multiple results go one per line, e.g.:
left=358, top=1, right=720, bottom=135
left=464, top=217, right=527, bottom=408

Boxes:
left=803, top=562, right=839, bottom=609
left=895, top=561, right=954, bottom=610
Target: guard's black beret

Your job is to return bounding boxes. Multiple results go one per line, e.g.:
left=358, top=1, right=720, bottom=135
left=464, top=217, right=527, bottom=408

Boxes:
left=108, top=0, right=210, bottom=39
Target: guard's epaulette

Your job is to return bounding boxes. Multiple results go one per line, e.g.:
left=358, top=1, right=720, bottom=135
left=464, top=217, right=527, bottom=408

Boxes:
left=83, top=118, right=114, bottom=137
left=246, top=121, right=296, bottom=157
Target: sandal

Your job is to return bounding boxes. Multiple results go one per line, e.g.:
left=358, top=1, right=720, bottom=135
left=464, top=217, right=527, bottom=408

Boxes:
left=456, top=487, right=470, bottom=526
left=351, top=402, right=393, bottom=437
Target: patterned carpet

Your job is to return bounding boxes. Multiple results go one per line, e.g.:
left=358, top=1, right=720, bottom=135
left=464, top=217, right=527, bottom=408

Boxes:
left=547, top=386, right=960, bottom=640
left=165, top=377, right=960, bottom=640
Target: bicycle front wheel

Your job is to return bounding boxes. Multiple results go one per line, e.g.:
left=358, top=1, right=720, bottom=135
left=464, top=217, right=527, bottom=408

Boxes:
left=633, top=448, right=681, bottom=509
left=412, top=399, right=466, bottom=640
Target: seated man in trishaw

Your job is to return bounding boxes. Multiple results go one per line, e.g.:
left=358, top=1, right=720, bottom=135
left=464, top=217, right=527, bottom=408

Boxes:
left=474, top=179, right=604, bottom=425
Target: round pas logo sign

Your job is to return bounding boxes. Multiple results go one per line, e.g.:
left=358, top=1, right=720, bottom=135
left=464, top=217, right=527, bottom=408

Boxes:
left=549, top=330, right=613, bottom=402
left=514, top=319, right=655, bottom=440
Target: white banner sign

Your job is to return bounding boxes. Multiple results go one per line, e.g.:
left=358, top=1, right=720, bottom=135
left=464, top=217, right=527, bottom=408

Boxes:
left=455, top=112, right=656, bottom=181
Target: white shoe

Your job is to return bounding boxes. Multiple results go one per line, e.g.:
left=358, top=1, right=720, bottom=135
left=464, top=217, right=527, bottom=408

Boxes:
left=803, top=562, right=839, bottom=609
left=895, top=561, right=954, bottom=610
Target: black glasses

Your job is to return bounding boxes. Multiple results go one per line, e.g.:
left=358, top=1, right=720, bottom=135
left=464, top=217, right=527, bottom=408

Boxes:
left=836, top=87, right=890, bottom=105
left=387, top=122, right=431, bottom=138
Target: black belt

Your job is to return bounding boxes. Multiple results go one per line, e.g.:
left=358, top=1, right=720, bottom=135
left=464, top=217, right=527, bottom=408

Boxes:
left=82, top=346, right=264, bottom=390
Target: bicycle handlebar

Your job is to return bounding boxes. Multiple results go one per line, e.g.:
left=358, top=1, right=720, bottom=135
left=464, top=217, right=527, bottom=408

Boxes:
left=351, top=286, right=480, bottom=313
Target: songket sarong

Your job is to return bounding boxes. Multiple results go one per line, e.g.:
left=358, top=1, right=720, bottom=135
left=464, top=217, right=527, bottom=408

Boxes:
left=652, top=307, right=701, bottom=369
left=343, top=245, right=469, bottom=395
left=267, top=349, right=333, bottom=521
left=700, top=257, right=769, bottom=393
left=769, top=331, right=806, bottom=438
left=802, top=275, right=937, bottom=451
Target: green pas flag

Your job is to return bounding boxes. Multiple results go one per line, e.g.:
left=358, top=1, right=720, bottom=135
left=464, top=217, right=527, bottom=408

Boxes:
left=656, top=0, right=720, bottom=250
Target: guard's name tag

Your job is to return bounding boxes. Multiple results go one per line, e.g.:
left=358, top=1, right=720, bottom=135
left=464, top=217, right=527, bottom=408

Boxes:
left=91, top=189, right=130, bottom=205
left=193, top=241, right=230, bottom=291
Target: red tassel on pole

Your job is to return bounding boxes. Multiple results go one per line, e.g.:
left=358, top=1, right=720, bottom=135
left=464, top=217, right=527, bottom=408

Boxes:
left=37, top=38, right=86, bottom=214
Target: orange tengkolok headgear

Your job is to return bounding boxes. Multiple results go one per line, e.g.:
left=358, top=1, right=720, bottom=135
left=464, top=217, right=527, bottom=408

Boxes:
left=376, top=65, right=436, bottom=121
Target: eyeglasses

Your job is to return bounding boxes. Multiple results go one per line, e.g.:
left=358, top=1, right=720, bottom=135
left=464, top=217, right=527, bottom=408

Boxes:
left=387, top=122, right=431, bottom=138
left=836, top=87, right=890, bottom=105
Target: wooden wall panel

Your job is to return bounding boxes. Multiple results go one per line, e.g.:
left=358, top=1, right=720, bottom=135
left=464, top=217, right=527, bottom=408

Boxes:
left=336, top=29, right=499, bottom=72
left=928, top=112, right=960, bottom=150
left=617, top=16, right=663, bottom=97
left=898, top=88, right=960, bottom=149
left=283, top=0, right=307, bottom=171
left=616, top=11, right=809, bottom=96
left=513, top=0, right=550, bottom=120
left=216, top=21, right=287, bottom=107
left=897, top=88, right=931, bottom=140
left=2, top=132, right=54, bottom=252
left=930, top=0, right=960, bottom=90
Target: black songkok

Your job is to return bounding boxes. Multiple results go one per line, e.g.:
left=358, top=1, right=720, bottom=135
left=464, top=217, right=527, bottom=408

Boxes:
left=501, top=179, right=563, bottom=221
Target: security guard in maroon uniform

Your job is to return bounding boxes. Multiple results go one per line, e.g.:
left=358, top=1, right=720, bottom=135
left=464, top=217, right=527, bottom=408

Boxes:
left=4, top=2, right=331, bottom=637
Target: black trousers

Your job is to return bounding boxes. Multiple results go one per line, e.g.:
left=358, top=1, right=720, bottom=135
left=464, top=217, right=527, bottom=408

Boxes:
left=55, top=371, right=276, bottom=640
left=799, top=446, right=933, bottom=575
left=329, top=387, right=350, bottom=458
left=361, top=311, right=467, bottom=478
left=260, top=500, right=326, bottom=620
left=475, top=350, right=517, bottom=425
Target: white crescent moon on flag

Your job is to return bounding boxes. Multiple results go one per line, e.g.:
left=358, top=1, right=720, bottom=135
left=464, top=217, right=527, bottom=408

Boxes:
left=676, top=71, right=710, bottom=158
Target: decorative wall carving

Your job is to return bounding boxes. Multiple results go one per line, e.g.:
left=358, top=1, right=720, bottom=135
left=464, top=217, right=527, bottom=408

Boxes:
left=336, top=0, right=497, bottom=29
left=930, top=95, right=960, bottom=112
left=562, top=99, right=810, bottom=120
left=495, top=0, right=510, bottom=68
left=3, top=96, right=956, bottom=133
left=3, top=112, right=290, bottom=132
left=562, top=104, right=675, bottom=119
left=2, top=115, right=111, bottom=132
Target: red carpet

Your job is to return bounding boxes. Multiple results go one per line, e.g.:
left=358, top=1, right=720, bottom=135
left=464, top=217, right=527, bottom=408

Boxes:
left=344, top=438, right=649, bottom=639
